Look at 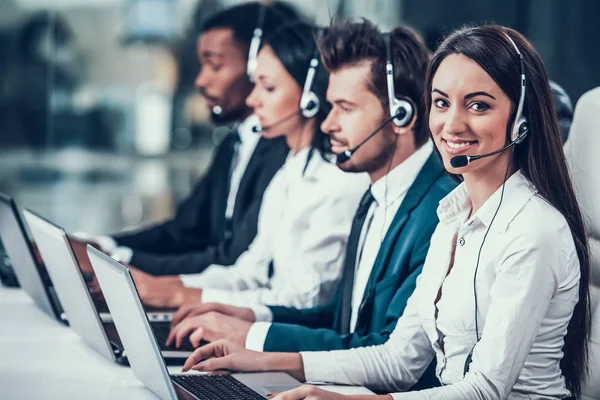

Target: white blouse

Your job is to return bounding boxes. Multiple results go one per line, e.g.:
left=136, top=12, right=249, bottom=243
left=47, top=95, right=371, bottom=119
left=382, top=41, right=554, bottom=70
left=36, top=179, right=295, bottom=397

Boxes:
left=301, top=171, right=580, bottom=399
left=180, top=148, right=369, bottom=308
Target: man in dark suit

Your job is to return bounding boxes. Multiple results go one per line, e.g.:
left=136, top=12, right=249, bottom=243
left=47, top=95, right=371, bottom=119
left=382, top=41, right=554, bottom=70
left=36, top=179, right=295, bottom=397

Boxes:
left=167, top=21, right=456, bottom=391
left=72, top=3, right=300, bottom=308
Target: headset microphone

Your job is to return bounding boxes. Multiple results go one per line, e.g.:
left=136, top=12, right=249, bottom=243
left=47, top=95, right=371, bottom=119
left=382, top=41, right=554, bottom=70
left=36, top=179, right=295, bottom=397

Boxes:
left=251, top=110, right=302, bottom=133
left=335, top=114, right=397, bottom=164
left=450, top=135, right=520, bottom=168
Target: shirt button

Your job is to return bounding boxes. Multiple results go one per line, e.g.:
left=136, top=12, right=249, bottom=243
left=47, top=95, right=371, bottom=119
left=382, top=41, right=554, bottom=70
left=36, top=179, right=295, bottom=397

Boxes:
left=459, top=237, right=465, bottom=246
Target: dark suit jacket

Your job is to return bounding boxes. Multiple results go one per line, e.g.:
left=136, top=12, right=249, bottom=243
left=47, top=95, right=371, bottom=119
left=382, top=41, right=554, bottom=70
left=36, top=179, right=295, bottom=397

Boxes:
left=113, top=133, right=289, bottom=276
left=264, top=153, right=456, bottom=388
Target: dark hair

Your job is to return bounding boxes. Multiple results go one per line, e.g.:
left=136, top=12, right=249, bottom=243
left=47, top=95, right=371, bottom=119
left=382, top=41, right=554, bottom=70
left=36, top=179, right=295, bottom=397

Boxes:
left=199, top=1, right=302, bottom=57
left=317, top=19, right=431, bottom=147
left=425, top=25, right=590, bottom=396
left=264, top=22, right=331, bottom=160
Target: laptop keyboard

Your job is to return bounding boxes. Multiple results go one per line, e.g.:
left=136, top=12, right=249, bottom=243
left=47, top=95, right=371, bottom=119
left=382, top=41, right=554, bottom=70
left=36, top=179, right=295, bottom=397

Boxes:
left=172, top=375, right=264, bottom=400
left=151, top=322, right=196, bottom=352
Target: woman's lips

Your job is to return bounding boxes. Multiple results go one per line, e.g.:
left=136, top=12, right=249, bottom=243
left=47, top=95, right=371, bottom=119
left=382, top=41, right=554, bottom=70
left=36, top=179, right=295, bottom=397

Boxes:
left=441, top=138, right=478, bottom=155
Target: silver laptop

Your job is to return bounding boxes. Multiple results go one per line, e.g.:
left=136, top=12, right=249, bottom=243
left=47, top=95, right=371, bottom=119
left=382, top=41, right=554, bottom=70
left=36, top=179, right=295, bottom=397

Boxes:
left=0, top=193, right=65, bottom=323
left=23, top=209, right=193, bottom=365
left=87, top=246, right=302, bottom=400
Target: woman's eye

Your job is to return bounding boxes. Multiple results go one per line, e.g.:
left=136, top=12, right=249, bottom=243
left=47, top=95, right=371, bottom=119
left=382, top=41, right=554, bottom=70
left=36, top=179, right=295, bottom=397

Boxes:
left=469, top=102, right=490, bottom=112
left=264, top=86, right=275, bottom=93
left=433, top=98, right=448, bottom=108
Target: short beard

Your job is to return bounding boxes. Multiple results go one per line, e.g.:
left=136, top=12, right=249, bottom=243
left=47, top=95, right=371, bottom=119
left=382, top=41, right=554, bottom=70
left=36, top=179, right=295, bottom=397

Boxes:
left=338, top=131, right=396, bottom=174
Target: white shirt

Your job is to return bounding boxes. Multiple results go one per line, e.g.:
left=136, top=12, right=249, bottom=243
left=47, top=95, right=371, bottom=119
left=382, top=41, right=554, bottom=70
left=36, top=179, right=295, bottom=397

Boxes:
left=80, top=115, right=262, bottom=263
left=180, top=148, right=370, bottom=309
left=300, top=171, right=580, bottom=399
left=244, top=142, right=434, bottom=350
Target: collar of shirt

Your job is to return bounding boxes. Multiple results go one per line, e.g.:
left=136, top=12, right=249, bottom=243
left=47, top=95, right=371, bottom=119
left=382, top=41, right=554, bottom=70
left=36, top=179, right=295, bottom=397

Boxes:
left=236, top=114, right=262, bottom=150
left=437, top=170, right=539, bottom=233
left=370, top=140, right=434, bottom=207
left=282, top=146, right=312, bottom=179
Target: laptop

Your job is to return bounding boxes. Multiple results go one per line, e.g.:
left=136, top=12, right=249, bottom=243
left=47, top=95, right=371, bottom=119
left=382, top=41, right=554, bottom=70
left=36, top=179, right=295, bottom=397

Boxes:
left=0, top=192, right=66, bottom=323
left=23, top=209, right=195, bottom=365
left=88, top=245, right=302, bottom=400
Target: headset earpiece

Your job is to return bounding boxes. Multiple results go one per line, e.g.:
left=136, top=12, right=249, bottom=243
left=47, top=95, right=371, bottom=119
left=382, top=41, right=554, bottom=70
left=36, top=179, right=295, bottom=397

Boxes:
left=390, top=99, right=414, bottom=127
left=384, top=33, right=414, bottom=127
left=300, top=50, right=321, bottom=119
left=505, top=33, right=529, bottom=145
left=247, top=6, right=267, bottom=82
left=300, top=92, right=319, bottom=119
left=513, top=118, right=529, bottom=144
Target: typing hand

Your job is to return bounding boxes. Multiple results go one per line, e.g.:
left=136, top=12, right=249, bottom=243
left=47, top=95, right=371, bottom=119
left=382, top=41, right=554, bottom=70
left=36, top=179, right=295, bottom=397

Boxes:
left=166, top=312, right=251, bottom=349
left=171, top=302, right=256, bottom=327
left=269, top=386, right=347, bottom=400
left=129, top=267, right=201, bottom=309
left=182, top=339, right=260, bottom=373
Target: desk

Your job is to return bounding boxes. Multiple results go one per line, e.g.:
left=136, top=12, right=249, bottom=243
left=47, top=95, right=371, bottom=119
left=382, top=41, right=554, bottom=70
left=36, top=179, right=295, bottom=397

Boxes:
left=0, top=286, right=374, bottom=399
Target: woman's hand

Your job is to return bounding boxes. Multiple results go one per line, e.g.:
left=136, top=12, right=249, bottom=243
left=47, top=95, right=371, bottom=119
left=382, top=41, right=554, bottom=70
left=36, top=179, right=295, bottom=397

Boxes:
left=270, top=387, right=393, bottom=400
left=182, top=339, right=307, bottom=382
left=269, top=386, right=347, bottom=400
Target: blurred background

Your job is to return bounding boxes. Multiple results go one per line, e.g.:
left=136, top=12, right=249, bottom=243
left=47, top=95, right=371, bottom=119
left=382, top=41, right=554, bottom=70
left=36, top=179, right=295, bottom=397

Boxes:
left=0, top=0, right=598, bottom=239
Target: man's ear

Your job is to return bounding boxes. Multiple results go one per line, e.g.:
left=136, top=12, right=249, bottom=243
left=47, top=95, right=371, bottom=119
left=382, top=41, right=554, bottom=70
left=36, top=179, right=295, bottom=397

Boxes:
left=392, top=97, right=417, bottom=137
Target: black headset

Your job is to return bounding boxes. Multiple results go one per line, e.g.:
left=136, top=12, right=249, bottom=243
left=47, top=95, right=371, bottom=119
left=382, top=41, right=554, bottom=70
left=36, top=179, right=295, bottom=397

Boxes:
left=383, top=33, right=414, bottom=127
left=463, top=31, right=529, bottom=377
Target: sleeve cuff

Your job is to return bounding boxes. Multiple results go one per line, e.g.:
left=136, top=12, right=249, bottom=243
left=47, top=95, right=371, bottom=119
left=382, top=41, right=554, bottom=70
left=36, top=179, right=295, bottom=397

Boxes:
left=249, top=305, right=273, bottom=322
left=245, top=322, right=272, bottom=351
left=180, top=273, right=209, bottom=288
left=300, top=351, right=333, bottom=383
left=200, top=288, right=231, bottom=304
left=390, top=392, right=424, bottom=399
left=110, top=246, right=133, bottom=264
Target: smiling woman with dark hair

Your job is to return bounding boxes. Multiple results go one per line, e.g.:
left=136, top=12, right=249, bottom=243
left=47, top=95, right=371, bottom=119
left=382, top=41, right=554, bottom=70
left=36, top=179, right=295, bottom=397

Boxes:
left=178, top=24, right=590, bottom=400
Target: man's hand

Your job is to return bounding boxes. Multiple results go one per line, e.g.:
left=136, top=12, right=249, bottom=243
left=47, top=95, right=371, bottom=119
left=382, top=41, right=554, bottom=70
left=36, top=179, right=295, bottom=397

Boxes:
left=171, top=302, right=256, bottom=327
left=129, top=267, right=201, bottom=309
left=166, top=311, right=252, bottom=348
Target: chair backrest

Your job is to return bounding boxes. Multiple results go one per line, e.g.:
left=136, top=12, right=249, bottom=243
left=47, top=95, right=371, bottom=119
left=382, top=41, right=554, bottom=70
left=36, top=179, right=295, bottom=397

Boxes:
left=564, top=86, right=600, bottom=400
left=565, top=87, right=600, bottom=285
left=550, top=80, right=574, bottom=144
